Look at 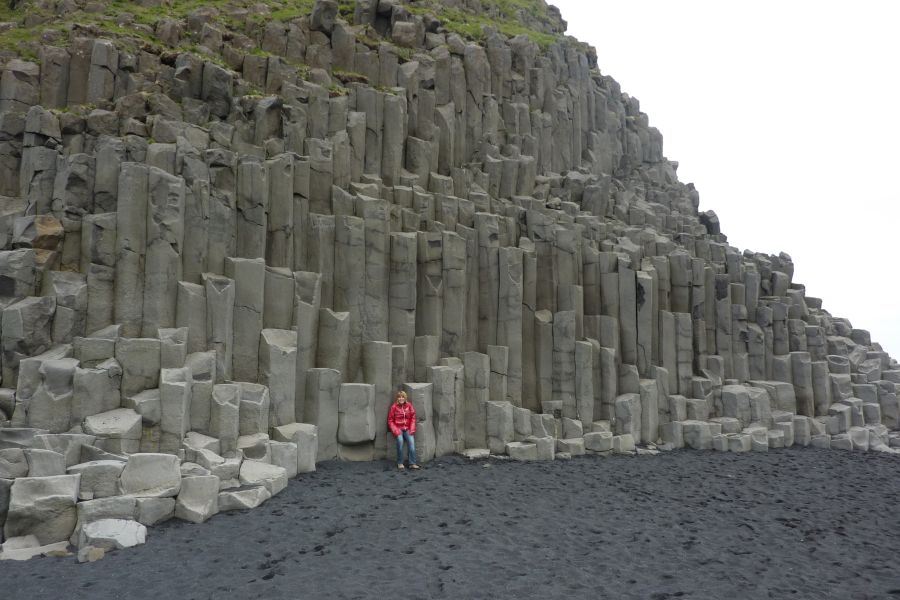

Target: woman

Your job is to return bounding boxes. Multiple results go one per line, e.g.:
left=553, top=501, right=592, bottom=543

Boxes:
left=387, top=390, right=420, bottom=470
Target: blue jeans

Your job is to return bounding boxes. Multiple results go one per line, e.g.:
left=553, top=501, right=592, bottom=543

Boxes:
left=396, top=430, right=417, bottom=465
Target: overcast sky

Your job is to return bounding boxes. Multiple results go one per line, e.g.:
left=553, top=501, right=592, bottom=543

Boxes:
left=551, top=0, right=900, bottom=359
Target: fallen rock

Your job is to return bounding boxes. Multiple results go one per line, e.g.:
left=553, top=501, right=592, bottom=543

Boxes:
left=238, top=460, right=287, bottom=496
left=77, top=518, right=147, bottom=551
left=218, top=485, right=271, bottom=511
left=4, top=474, right=80, bottom=544
left=175, top=475, right=219, bottom=523
left=118, top=453, right=181, bottom=497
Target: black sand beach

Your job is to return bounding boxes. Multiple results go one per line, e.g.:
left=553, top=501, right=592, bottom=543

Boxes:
left=3, top=449, right=900, bottom=600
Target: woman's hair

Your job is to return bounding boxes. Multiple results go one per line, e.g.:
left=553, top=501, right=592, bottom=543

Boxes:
left=396, top=390, right=408, bottom=400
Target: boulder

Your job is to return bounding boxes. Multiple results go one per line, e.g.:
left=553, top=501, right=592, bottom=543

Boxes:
left=267, top=441, right=299, bottom=478
left=67, top=460, right=126, bottom=500
left=134, top=497, right=175, bottom=526
left=175, top=475, right=219, bottom=523
left=310, top=0, right=338, bottom=34
left=584, top=431, right=613, bottom=452
left=0, top=448, right=28, bottom=479
left=239, top=460, right=287, bottom=496
left=118, top=453, right=181, bottom=497
left=272, top=422, right=317, bottom=473
left=505, top=442, right=537, bottom=460
left=24, top=448, right=66, bottom=476
left=4, top=474, right=80, bottom=544
left=82, top=408, right=142, bottom=454
left=77, top=519, right=146, bottom=551
left=218, top=486, right=271, bottom=511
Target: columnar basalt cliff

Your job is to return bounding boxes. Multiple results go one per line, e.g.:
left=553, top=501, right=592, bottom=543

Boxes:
left=0, top=0, right=897, bottom=561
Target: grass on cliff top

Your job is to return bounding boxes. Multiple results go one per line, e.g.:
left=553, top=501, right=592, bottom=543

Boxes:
left=0, top=0, right=568, bottom=64
left=406, top=0, right=560, bottom=48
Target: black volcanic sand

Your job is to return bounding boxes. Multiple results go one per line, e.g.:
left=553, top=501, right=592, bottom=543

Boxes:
left=4, top=449, right=900, bottom=600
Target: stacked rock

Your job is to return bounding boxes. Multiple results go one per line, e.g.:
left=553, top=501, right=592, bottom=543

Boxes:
left=1, top=0, right=899, bottom=560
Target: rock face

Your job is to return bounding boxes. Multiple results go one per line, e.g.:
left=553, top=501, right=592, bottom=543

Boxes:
left=0, top=0, right=898, bottom=558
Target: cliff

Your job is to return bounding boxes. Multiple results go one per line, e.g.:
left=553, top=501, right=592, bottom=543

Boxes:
left=0, top=0, right=897, bottom=559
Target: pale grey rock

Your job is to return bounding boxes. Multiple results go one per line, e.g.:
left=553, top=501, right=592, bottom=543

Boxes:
left=159, top=368, right=192, bottom=452
left=183, top=431, right=220, bottom=456
left=134, top=497, right=175, bottom=526
left=337, top=383, right=375, bottom=445
left=186, top=351, right=216, bottom=433
left=78, top=519, right=146, bottom=551
left=0, top=449, right=29, bottom=479
left=612, top=434, right=636, bottom=454
left=72, top=358, right=122, bottom=426
left=239, top=460, right=287, bottom=496
left=175, top=475, right=219, bottom=523
left=362, top=341, right=393, bottom=460
left=83, top=409, right=141, bottom=455
left=259, top=329, right=297, bottom=429
left=23, top=448, right=65, bottom=477
left=660, top=421, right=684, bottom=449
left=272, top=423, right=317, bottom=474
left=506, top=441, right=537, bottom=461
left=403, top=382, right=436, bottom=463
left=210, top=384, right=240, bottom=455
left=682, top=421, right=712, bottom=450
left=118, top=454, right=181, bottom=498
left=4, top=474, right=79, bottom=545
left=2, top=297, right=56, bottom=387
left=556, top=438, right=586, bottom=456
left=114, top=163, right=148, bottom=337
left=237, top=433, right=270, bottom=463
left=614, top=393, right=641, bottom=443
left=68, top=461, right=126, bottom=500
left=224, top=257, right=265, bottom=382
left=22, top=358, right=78, bottom=434
left=305, top=368, right=340, bottom=461
left=159, top=328, right=188, bottom=369
left=268, top=441, right=299, bottom=478
left=116, top=338, right=160, bottom=398
left=71, top=496, right=136, bottom=542
left=463, top=352, right=489, bottom=449
left=0, top=537, right=70, bottom=561
left=218, top=486, right=271, bottom=511
left=237, top=382, right=270, bottom=437
left=317, top=309, right=350, bottom=376
left=485, top=400, right=513, bottom=455
left=203, top=273, right=235, bottom=382
left=584, top=431, right=613, bottom=452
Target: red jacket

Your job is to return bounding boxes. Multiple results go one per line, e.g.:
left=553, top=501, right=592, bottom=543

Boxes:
left=388, top=401, right=416, bottom=437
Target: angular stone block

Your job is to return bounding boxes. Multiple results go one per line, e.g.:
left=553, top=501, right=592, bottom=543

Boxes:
left=272, top=422, right=318, bottom=474
left=82, top=409, right=142, bottom=455
left=118, top=453, right=181, bottom=498
left=259, top=329, right=297, bottom=429
left=218, top=486, right=272, bottom=511
left=78, top=518, right=147, bottom=551
left=337, top=383, right=376, bottom=445
left=175, top=475, right=219, bottom=524
left=239, top=460, right=287, bottom=496
left=4, top=474, right=79, bottom=545
left=67, top=460, right=126, bottom=500
left=681, top=421, right=712, bottom=450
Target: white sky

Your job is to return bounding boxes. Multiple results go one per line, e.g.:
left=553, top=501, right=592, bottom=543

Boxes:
left=552, top=0, right=900, bottom=359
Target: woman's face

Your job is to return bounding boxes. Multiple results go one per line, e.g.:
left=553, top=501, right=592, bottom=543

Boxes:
left=396, top=394, right=406, bottom=403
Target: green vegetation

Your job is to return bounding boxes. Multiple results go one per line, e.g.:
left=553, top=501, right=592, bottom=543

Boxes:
left=406, top=0, right=561, bottom=49
left=0, top=0, right=575, bottom=70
